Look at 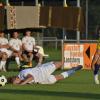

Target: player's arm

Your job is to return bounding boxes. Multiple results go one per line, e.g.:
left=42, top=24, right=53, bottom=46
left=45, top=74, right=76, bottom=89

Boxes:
left=9, top=45, right=18, bottom=52
left=22, top=43, right=29, bottom=51
left=20, top=74, right=34, bottom=85
left=32, top=37, right=35, bottom=48
left=22, top=43, right=26, bottom=50
left=91, top=51, right=99, bottom=70
left=9, top=41, right=18, bottom=52
left=0, top=44, right=9, bottom=48
left=22, top=38, right=28, bottom=51
left=0, top=39, right=9, bottom=48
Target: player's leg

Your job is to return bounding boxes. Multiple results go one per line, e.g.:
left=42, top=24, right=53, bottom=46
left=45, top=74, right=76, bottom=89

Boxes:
left=18, top=52, right=23, bottom=62
left=5, top=50, right=12, bottom=71
left=2, top=52, right=8, bottom=71
left=28, top=52, right=33, bottom=67
left=55, top=65, right=83, bottom=82
left=94, top=64, right=100, bottom=84
left=35, top=53, right=43, bottom=66
left=0, top=52, right=3, bottom=70
left=13, top=52, right=21, bottom=68
left=45, top=65, right=82, bottom=84
left=0, top=52, right=8, bottom=72
left=22, top=51, right=32, bottom=67
left=22, top=53, right=29, bottom=62
left=40, top=61, right=62, bottom=76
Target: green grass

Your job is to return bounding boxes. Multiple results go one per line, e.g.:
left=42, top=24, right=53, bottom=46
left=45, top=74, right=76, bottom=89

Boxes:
left=0, top=70, right=100, bottom=100
left=0, top=48, right=100, bottom=100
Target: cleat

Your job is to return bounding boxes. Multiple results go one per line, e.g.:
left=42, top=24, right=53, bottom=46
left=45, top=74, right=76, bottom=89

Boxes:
left=28, top=62, right=32, bottom=67
left=95, top=79, right=100, bottom=85
left=94, top=75, right=100, bottom=85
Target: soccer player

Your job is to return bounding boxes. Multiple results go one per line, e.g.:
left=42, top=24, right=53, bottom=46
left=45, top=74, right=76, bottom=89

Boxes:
left=8, top=62, right=82, bottom=85
left=91, top=42, right=100, bottom=84
left=0, top=31, right=12, bottom=71
left=9, top=31, right=22, bottom=69
left=22, top=30, right=35, bottom=67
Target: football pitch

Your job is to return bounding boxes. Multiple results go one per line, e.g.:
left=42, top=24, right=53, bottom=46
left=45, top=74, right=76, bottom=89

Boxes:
left=0, top=70, right=100, bottom=100
left=0, top=49, right=100, bottom=100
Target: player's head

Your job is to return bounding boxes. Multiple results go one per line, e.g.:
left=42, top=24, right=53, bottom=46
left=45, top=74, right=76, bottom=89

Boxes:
left=0, top=30, right=4, bottom=37
left=7, top=76, right=17, bottom=84
left=24, top=30, right=31, bottom=36
left=11, top=31, right=19, bottom=39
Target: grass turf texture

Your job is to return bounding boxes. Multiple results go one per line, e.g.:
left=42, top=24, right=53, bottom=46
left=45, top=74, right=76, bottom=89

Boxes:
left=0, top=49, right=100, bottom=100
left=0, top=70, right=100, bottom=100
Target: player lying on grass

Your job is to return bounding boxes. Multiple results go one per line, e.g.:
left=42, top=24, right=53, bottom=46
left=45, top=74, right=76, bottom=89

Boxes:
left=8, top=62, right=82, bottom=85
left=91, top=42, right=100, bottom=84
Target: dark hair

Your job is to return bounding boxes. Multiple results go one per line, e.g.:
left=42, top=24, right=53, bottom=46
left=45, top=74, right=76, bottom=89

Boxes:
left=7, top=76, right=16, bottom=84
left=23, top=29, right=31, bottom=36
left=10, top=29, right=19, bottom=38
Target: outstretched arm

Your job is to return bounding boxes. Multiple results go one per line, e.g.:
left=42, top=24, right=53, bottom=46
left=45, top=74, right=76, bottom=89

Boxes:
left=20, top=74, right=34, bottom=85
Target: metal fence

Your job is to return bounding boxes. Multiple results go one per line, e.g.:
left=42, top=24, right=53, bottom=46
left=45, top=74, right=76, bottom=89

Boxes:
left=36, top=39, right=98, bottom=62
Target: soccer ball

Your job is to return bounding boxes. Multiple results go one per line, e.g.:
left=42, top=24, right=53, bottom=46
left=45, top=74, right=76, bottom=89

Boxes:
left=0, top=75, right=7, bottom=86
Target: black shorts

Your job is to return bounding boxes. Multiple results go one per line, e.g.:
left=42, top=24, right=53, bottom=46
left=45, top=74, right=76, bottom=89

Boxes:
left=94, top=64, right=100, bottom=75
left=22, top=50, right=30, bottom=55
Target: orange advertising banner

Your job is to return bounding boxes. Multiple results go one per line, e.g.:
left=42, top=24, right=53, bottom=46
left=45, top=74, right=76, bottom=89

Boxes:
left=64, top=43, right=97, bottom=69
left=83, top=43, right=97, bottom=69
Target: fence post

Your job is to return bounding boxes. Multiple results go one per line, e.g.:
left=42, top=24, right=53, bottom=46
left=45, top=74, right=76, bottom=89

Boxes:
left=77, top=0, right=81, bottom=43
left=61, top=39, right=64, bottom=70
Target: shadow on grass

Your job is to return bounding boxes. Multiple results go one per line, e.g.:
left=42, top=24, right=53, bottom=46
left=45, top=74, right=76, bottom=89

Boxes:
left=0, top=89, right=100, bottom=99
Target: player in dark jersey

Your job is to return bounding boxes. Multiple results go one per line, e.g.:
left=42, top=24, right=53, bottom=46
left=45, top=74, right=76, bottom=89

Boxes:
left=91, top=40, right=100, bottom=84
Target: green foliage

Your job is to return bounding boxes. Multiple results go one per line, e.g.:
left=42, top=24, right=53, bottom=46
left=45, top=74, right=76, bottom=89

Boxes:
left=0, top=0, right=6, bottom=3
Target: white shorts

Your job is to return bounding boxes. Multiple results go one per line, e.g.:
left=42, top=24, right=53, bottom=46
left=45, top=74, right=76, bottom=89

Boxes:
left=18, top=62, right=57, bottom=84
left=38, top=62, right=57, bottom=84
left=0, top=48, right=12, bottom=57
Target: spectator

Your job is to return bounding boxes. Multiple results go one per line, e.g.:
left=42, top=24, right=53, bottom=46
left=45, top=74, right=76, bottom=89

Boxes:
left=9, top=31, right=22, bottom=69
left=0, top=31, right=12, bottom=71
left=22, top=30, right=35, bottom=67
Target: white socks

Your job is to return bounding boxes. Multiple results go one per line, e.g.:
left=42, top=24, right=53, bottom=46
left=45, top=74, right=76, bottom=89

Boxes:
left=61, top=69, right=76, bottom=79
left=0, top=61, right=6, bottom=71
left=61, top=72, right=69, bottom=78
left=15, top=57, right=20, bottom=66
